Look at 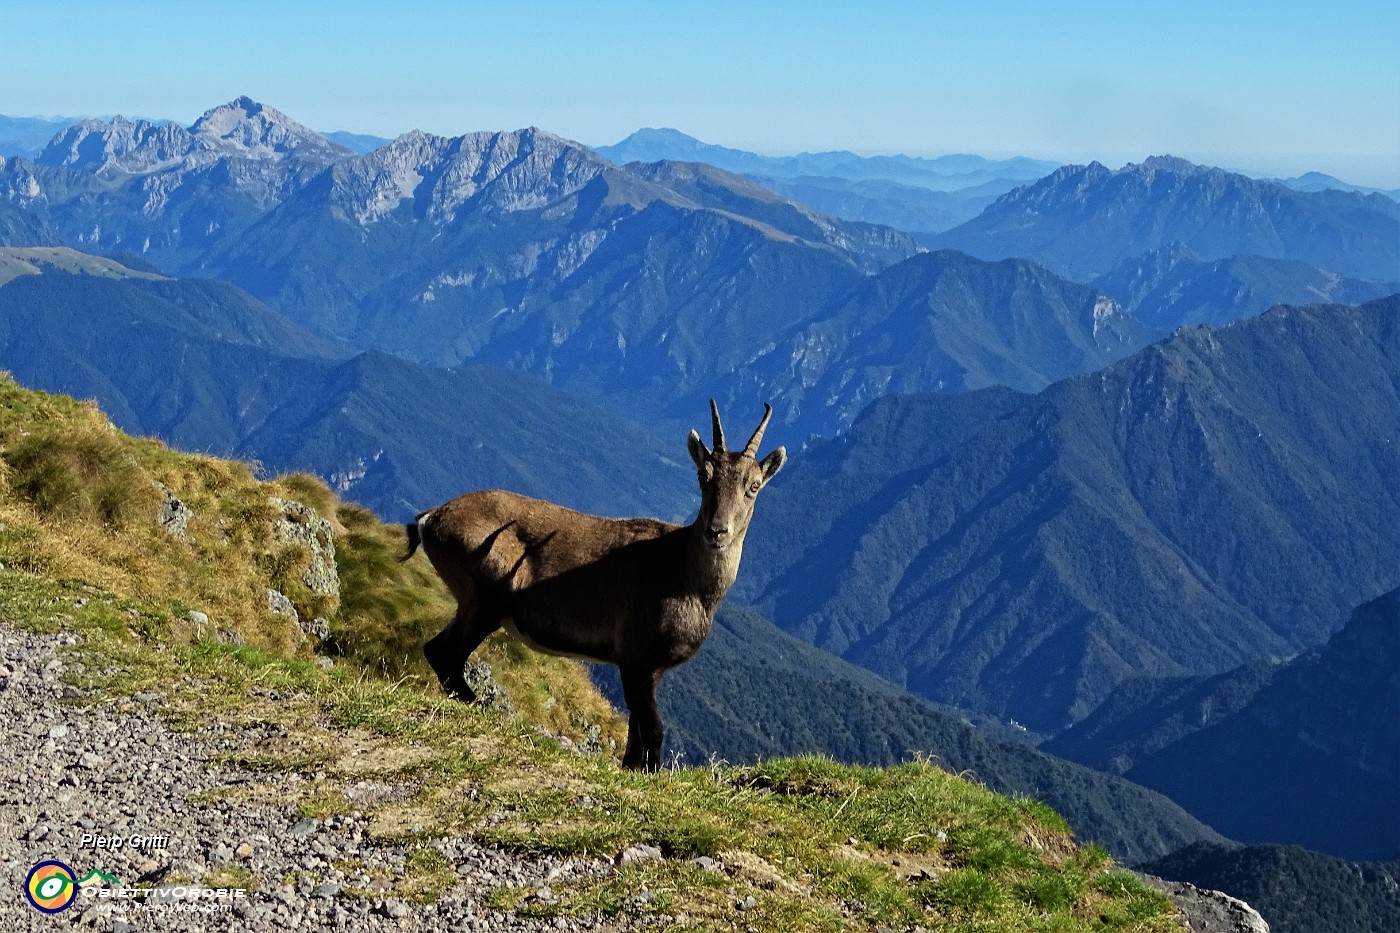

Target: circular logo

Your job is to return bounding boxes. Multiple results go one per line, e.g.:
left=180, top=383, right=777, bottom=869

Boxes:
left=25, top=860, right=78, bottom=913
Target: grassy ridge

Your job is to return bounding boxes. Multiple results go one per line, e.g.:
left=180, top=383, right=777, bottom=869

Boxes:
left=0, top=373, right=1181, bottom=931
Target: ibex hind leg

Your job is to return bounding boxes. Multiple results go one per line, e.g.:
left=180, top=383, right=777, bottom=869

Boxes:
left=424, top=607, right=501, bottom=703
left=620, top=667, right=665, bottom=772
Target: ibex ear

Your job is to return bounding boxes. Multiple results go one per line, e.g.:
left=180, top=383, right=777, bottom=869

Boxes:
left=687, top=429, right=709, bottom=469
left=759, top=446, right=787, bottom=483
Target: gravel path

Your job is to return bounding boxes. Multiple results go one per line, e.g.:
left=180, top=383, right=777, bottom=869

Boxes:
left=0, top=623, right=631, bottom=932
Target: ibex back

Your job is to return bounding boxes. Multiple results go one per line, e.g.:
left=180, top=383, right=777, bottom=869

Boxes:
left=403, top=401, right=786, bottom=771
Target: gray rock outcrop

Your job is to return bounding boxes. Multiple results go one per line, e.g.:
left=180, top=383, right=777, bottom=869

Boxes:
left=266, top=588, right=298, bottom=621
left=155, top=483, right=193, bottom=542
left=1136, top=872, right=1270, bottom=932
left=268, top=496, right=339, bottom=600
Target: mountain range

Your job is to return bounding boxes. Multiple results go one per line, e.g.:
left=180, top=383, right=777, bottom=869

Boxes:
left=596, top=127, right=1060, bottom=234
left=0, top=97, right=1165, bottom=440
left=3, top=95, right=1399, bottom=905
left=5, top=103, right=1393, bottom=446
left=12, top=231, right=1382, bottom=748
left=928, top=155, right=1400, bottom=282
left=0, top=249, right=693, bottom=522
left=1052, top=587, right=1400, bottom=861
left=0, top=248, right=1225, bottom=869
left=738, top=296, right=1400, bottom=733
left=1091, top=242, right=1400, bottom=331
left=596, top=127, right=1060, bottom=193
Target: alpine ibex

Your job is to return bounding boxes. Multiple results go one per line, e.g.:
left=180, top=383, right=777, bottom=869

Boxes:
left=403, top=401, right=786, bottom=771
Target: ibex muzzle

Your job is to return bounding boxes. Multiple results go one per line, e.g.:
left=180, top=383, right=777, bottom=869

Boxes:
left=404, top=401, right=786, bottom=771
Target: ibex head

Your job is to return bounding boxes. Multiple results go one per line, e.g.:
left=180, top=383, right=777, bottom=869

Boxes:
left=686, top=400, right=787, bottom=551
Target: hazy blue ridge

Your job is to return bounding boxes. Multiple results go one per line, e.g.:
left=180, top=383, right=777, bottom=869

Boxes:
left=741, top=296, right=1400, bottom=734
left=1116, top=587, right=1400, bottom=861
left=0, top=261, right=693, bottom=523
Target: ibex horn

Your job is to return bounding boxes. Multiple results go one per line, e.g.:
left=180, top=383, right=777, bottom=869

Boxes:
left=709, top=399, right=726, bottom=452
left=742, top=403, right=773, bottom=458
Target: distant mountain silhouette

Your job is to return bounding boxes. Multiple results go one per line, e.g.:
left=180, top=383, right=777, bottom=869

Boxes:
left=597, top=127, right=1058, bottom=233
left=1092, top=242, right=1399, bottom=331
left=0, top=114, right=82, bottom=158
left=1273, top=169, right=1400, bottom=201
left=929, top=155, right=1400, bottom=281
left=321, top=130, right=392, bottom=154
left=597, top=128, right=1059, bottom=193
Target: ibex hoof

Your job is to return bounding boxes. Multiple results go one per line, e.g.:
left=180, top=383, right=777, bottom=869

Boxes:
left=439, top=677, right=477, bottom=704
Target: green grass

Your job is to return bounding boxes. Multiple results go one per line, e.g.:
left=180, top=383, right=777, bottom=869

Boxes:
left=0, top=373, right=1183, bottom=931
left=0, top=562, right=1181, bottom=931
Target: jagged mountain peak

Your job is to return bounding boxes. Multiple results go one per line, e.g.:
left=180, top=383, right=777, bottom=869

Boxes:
left=189, top=96, right=351, bottom=159
left=37, top=97, right=350, bottom=174
left=1134, top=154, right=1207, bottom=175
left=37, top=115, right=189, bottom=172
left=325, top=124, right=613, bottom=226
left=934, top=150, right=1400, bottom=280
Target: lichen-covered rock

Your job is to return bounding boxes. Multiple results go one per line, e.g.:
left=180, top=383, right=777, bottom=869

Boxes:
left=155, top=483, right=192, bottom=542
left=267, top=496, right=338, bottom=599
left=461, top=661, right=514, bottom=714
left=303, top=616, right=331, bottom=643
left=576, top=717, right=604, bottom=755
left=265, top=588, right=298, bottom=622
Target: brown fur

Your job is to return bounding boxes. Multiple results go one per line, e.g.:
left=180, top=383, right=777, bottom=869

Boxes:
left=405, top=402, right=786, bottom=771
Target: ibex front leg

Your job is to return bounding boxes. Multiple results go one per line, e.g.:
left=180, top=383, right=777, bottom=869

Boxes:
left=619, top=666, right=664, bottom=772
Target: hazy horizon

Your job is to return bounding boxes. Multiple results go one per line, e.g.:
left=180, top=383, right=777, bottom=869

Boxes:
left=6, top=0, right=1398, bottom=188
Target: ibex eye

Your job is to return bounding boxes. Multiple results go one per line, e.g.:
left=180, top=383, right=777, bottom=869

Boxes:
left=749, top=482, right=761, bottom=494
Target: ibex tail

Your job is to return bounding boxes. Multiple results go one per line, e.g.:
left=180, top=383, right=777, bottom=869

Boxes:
left=401, top=521, right=422, bottom=562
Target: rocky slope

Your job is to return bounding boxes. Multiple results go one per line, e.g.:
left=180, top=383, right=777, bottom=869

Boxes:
left=1141, top=842, right=1399, bottom=933
left=0, top=623, right=617, bottom=933
left=0, top=372, right=1203, bottom=933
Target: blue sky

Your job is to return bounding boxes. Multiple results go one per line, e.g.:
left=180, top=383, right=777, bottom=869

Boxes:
left=6, top=0, right=1399, bottom=186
